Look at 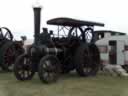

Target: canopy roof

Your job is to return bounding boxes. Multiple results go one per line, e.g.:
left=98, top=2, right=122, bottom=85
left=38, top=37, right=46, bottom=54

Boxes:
left=94, top=30, right=126, bottom=35
left=47, top=17, right=104, bottom=27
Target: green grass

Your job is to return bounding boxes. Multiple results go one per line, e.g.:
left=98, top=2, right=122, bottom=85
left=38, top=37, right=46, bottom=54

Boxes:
left=0, top=72, right=128, bottom=96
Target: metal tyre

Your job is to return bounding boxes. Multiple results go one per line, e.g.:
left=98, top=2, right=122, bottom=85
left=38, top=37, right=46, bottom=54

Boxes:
left=14, top=54, right=35, bottom=81
left=38, top=55, right=61, bottom=84
left=74, top=44, right=92, bottom=76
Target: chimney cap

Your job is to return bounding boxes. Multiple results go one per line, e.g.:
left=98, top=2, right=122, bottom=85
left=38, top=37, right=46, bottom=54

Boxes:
left=32, top=0, right=42, bottom=8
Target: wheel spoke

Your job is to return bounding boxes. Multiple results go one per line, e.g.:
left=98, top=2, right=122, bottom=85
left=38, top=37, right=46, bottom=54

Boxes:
left=38, top=55, right=60, bottom=83
left=43, top=60, right=56, bottom=72
left=14, top=54, right=35, bottom=81
left=4, top=32, right=9, bottom=38
left=0, top=27, right=13, bottom=40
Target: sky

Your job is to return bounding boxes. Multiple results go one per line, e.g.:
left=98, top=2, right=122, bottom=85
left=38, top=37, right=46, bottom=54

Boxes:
left=0, top=0, right=128, bottom=40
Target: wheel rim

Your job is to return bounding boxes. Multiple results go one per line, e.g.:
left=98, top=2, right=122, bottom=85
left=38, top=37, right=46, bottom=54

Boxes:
left=0, top=27, right=13, bottom=41
left=39, top=55, right=60, bottom=83
left=14, top=54, right=35, bottom=80
left=3, top=45, right=15, bottom=70
left=3, top=44, right=23, bottom=71
left=18, top=57, right=32, bottom=79
left=41, top=59, right=59, bottom=82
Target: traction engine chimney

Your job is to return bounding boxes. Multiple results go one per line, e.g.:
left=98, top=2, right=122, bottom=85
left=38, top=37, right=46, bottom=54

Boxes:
left=33, top=5, right=42, bottom=45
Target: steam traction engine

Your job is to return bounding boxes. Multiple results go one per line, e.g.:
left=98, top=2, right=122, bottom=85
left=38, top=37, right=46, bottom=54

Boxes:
left=14, top=6, right=104, bottom=83
left=0, top=27, right=24, bottom=71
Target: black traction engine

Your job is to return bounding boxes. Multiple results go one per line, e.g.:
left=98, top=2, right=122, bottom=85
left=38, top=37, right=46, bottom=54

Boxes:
left=14, top=6, right=104, bottom=83
left=0, top=27, right=24, bottom=71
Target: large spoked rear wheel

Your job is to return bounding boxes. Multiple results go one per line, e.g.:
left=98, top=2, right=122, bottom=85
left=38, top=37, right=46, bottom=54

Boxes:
left=74, top=44, right=93, bottom=76
left=38, top=55, right=61, bottom=84
left=0, top=41, right=24, bottom=71
left=89, top=44, right=100, bottom=76
left=0, top=42, right=14, bottom=71
left=14, top=54, right=35, bottom=81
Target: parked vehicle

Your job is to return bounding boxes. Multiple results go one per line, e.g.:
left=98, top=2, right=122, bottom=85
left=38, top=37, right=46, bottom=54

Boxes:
left=95, top=30, right=128, bottom=72
left=0, top=27, right=24, bottom=71
left=14, top=6, right=104, bottom=83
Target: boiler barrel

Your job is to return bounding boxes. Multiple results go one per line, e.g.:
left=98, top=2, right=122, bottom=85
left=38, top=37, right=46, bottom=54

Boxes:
left=44, top=48, right=63, bottom=55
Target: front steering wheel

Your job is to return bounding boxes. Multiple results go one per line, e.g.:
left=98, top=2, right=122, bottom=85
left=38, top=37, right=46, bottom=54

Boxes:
left=0, top=27, right=13, bottom=41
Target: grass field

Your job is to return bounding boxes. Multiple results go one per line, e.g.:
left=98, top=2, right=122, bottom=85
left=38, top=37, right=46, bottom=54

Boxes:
left=0, top=72, right=128, bottom=96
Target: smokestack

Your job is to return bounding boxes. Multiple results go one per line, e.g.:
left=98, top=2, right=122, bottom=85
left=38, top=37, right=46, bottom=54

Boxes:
left=33, top=5, right=42, bottom=45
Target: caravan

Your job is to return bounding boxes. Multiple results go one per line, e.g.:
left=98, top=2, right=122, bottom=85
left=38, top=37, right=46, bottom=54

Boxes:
left=95, top=30, right=128, bottom=75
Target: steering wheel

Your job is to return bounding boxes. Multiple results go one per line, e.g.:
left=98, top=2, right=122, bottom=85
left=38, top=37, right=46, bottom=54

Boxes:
left=0, top=27, right=13, bottom=41
left=84, top=27, right=94, bottom=43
